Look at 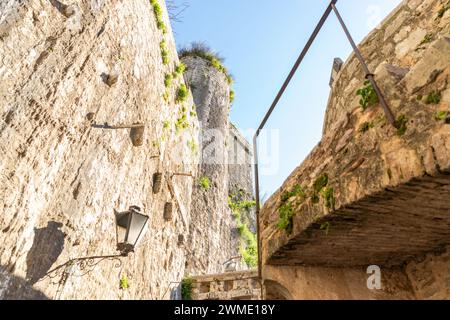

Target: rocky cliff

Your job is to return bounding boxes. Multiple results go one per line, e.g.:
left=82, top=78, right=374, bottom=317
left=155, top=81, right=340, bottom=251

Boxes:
left=0, top=0, right=200, bottom=299
left=182, top=55, right=240, bottom=275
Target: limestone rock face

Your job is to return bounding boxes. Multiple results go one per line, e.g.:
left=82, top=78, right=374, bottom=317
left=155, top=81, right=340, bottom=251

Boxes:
left=0, top=0, right=199, bottom=299
left=182, top=56, right=241, bottom=275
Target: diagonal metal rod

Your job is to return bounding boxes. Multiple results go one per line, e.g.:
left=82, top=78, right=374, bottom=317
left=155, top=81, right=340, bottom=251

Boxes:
left=331, top=3, right=396, bottom=127
left=254, top=0, right=337, bottom=138
left=252, top=0, right=398, bottom=299
left=253, top=0, right=337, bottom=297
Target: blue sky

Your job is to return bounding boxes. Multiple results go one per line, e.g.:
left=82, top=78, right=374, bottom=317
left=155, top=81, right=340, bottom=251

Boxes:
left=170, top=0, right=402, bottom=199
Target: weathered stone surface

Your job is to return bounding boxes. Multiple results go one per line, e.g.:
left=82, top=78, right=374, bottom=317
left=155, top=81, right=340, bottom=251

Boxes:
left=190, top=270, right=261, bottom=300
left=262, top=0, right=450, bottom=300
left=402, top=37, right=450, bottom=93
left=182, top=56, right=241, bottom=275
left=0, top=0, right=200, bottom=299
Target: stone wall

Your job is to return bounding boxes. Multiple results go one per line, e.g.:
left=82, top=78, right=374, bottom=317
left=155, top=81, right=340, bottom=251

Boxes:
left=228, top=122, right=255, bottom=232
left=191, top=270, right=261, bottom=300
left=260, top=0, right=450, bottom=300
left=0, top=0, right=200, bottom=299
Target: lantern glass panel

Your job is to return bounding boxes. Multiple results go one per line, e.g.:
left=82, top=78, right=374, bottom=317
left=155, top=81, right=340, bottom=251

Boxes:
left=127, top=211, right=148, bottom=246
left=115, top=211, right=131, bottom=245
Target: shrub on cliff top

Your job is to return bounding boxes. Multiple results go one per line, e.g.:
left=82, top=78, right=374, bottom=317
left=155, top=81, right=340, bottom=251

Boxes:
left=179, top=42, right=233, bottom=82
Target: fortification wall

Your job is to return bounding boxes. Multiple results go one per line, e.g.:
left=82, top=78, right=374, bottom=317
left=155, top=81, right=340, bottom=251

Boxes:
left=0, top=0, right=199, bottom=299
left=261, top=0, right=450, bottom=300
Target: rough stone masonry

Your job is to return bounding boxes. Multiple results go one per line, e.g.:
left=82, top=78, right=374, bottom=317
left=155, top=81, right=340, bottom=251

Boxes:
left=261, top=0, right=450, bottom=300
left=0, top=0, right=201, bottom=299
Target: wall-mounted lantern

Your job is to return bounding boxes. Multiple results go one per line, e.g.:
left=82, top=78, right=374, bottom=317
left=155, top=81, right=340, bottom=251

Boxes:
left=115, top=206, right=149, bottom=255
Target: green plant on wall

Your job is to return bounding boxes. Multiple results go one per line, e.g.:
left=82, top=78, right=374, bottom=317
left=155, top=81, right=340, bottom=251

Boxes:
left=160, top=40, right=169, bottom=65
left=174, top=63, right=186, bottom=77
left=277, top=184, right=306, bottom=234
left=425, top=91, right=441, bottom=104
left=198, top=176, right=210, bottom=190
left=395, top=114, right=408, bottom=136
left=320, top=221, right=331, bottom=236
left=162, top=88, right=170, bottom=102
left=176, top=84, right=188, bottom=103
left=228, top=195, right=257, bottom=267
left=175, top=114, right=189, bottom=132
left=356, top=80, right=379, bottom=110
left=164, top=73, right=173, bottom=87
left=321, top=187, right=335, bottom=210
left=313, top=174, right=328, bottom=193
left=435, top=110, right=448, bottom=121
left=277, top=203, right=294, bottom=234
left=150, top=0, right=167, bottom=33
left=181, top=277, right=194, bottom=300
left=187, top=139, right=198, bottom=154
left=120, top=275, right=129, bottom=290
left=230, top=89, right=235, bottom=104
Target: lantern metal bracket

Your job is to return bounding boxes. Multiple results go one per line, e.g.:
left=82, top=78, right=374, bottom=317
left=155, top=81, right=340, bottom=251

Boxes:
left=39, top=253, right=125, bottom=285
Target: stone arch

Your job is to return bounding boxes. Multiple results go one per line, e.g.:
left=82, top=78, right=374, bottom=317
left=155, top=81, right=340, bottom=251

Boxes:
left=263, top=279, right=293, bottom=300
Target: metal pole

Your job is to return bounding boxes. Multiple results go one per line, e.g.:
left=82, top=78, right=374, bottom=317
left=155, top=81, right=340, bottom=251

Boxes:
left=253, top=1, right=338, bottom=300
left=256, top=0, right=337, bottom=134
left=331, top=3, right=396, bottom=127
left=253, top=135, right=262, bottom=288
